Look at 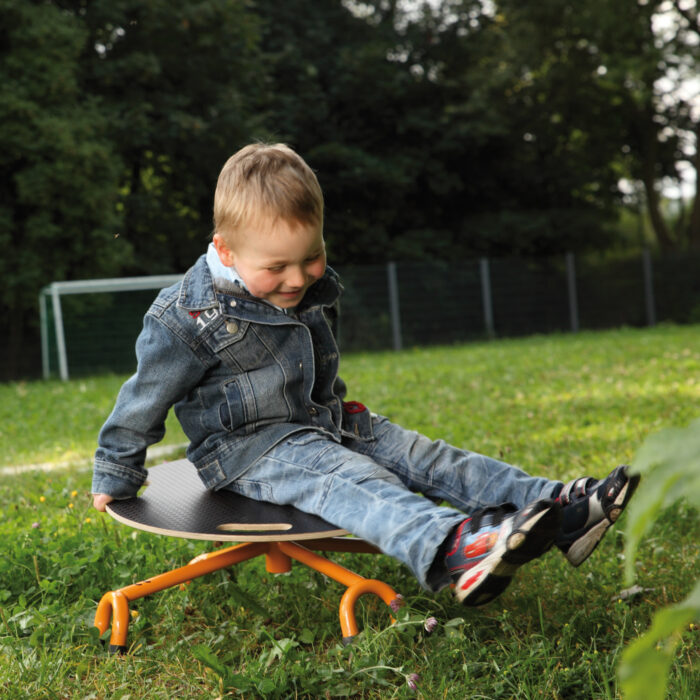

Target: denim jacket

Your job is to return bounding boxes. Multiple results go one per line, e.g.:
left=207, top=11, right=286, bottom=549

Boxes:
left=92, top=254, right=374, bottom=499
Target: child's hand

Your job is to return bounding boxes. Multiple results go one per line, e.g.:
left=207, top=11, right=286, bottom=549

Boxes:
left=92, top=493, right=114, bottom=512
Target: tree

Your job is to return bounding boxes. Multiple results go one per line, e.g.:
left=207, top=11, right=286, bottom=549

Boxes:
left=61, top=0, right=265, bottom=274
left=494, top=0, right=700, bottom=251
left=645, top=0, right=700, bottom=249
left=0, top=0, right=128, bottom=379
left=6, top=0, right=697, bottom=379
left=251, top=0, right=426, bottom=262
left=253, top=0, right=630, bottom=263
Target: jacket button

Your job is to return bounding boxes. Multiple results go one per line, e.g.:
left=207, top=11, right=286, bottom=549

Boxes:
left=308, top=407, right=318, bottom=416
left=229, top=300, right=237, bottom=307
left=226, top=321, right=238, bottom=333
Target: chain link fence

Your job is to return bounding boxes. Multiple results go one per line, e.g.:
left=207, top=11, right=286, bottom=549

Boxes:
left=334, top=250, right=700, bottom=352
left=40, top=250, right=700, bottom=379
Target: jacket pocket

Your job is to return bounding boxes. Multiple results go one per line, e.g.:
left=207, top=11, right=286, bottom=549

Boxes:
left=220, top=378, right=249, bottom=433
left=220, top=368, right=292, bottom=434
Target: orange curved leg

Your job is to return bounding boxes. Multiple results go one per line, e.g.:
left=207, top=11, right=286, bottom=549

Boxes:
left=94, top=542, right=267, bottom=652
left=95, top=539, right=400, bottom=652
left=94, top=590, right=130, bottom=653
left=277, top=541, right=401, bottom=644
left=94, top=592, right=112, bottom=637
left=339, top=579, right=401, bottom=644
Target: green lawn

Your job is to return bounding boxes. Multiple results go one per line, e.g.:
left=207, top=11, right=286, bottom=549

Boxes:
left=0, top=325, right=698, bottom=698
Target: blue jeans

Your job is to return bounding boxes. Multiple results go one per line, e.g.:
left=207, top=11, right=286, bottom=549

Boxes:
left=222, top=415, right=562, bottom=590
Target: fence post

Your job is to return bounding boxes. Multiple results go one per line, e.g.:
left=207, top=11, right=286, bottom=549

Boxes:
left=480, top=258, right=495, bottom=338
left=387, top=262, right=403, bottom=351
left=642, top=248, right=656, bottom=326
left=566, top=252, right=580, bottom=333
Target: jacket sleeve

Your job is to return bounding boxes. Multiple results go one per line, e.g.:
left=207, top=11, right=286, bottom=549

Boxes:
left=91, top=311, right=207, bottom=499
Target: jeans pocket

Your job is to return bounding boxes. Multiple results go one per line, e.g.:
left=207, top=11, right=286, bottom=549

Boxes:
left=226, top=477, right=273, bottom=503
left=284, top=431, right=324, bottom=447
left=340, top=404, right=375, bottom=441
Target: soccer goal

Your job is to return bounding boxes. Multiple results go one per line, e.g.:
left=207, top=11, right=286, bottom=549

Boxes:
left=39, top=275, right=183, bottom=380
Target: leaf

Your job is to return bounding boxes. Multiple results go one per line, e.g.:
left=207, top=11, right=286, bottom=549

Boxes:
left=619, top=418, right=700, bottom=700
left=444, top=617, right=465, bottom=628
left=619, top=582, right=700, bottom=700
left=299, top=628, right=315, bottom=644
left=191, top=644, right=254, bottom=692
left=624, top=418, right=700, bottom=584
left=223, top=674, right=255, bottom=692
left=191, top=644, right=228, bottom=679
left=263, top=636, right=299, bottom=669
left=226, top=582, right=270, bottom=618
left=257, top=678, right=278, bottom=694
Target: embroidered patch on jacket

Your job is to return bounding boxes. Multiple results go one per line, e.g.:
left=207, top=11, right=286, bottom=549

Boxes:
left=190, top=308, right=219, bottom=329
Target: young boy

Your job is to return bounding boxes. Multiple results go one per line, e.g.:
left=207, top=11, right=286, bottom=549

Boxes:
left=92, top=143, right=639, bottom=605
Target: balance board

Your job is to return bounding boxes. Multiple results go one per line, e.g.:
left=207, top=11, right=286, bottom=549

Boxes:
left=106, top=458, right=348, bottom=542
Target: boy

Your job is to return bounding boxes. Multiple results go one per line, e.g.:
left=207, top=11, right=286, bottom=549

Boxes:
left=93, top=143, right=638, bottom=605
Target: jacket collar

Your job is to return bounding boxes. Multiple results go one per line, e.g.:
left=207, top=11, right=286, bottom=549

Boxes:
left=177, top=254, right=341, bottom=312
left=300, top=266, right=342, bottom=310
left=177, top=255, right=219, bottom=311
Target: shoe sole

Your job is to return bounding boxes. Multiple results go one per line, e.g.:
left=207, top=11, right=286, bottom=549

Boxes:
left=455, top=504, right=559, bottom=606
left=565, top=471, right=640, bottom=567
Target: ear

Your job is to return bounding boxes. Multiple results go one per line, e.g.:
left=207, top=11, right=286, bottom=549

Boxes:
left=212, top=233, right=236, bottom=267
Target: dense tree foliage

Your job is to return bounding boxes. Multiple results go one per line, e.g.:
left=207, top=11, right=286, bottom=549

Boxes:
left=0, top=0, right=127, bottom=376
left=1, top=0, right=698, bottom=377
left=65, top=0, right=264, bottom=273
left=496, top=0, right=700, bottom=249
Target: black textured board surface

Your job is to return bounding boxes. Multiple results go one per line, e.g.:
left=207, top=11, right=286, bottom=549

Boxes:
left=106, top=459, right=348, bottom=541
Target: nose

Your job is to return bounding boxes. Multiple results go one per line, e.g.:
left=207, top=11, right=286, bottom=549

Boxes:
left=286, top=266, right=306, bottom=289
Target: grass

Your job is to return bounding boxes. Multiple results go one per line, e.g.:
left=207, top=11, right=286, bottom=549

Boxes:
left=0, top=325, right=698, bottom=698
left=0, top=376, right=187, bottom=469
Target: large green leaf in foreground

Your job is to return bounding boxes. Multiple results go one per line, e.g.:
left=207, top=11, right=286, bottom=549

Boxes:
left=620, top=418, right=700, bottom=700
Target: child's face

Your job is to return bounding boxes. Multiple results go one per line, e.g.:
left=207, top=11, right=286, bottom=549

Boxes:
left=213, top=217, right=326, bottom=308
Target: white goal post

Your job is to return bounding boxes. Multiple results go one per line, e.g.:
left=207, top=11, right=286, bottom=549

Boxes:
left=39, top=275, right=183, bottom=381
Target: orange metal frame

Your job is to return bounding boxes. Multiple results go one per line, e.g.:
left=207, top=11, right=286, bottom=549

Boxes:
left=95, top=537, right=400, bottom=653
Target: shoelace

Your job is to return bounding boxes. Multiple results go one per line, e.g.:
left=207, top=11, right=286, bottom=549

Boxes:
left=465, top=502, right=517, bottom=533
left=558, top=477, right=596, bottom=506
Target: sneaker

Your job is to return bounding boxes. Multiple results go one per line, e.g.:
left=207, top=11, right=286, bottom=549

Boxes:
left=555, top=464, right=640, bottom=567
left=446, top=499, right=561, bottom=606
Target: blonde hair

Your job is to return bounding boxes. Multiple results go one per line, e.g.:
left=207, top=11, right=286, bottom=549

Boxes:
left=213, top=143, right=324, bottom=241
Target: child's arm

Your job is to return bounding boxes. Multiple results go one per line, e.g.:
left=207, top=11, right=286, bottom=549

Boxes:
left=92, top=311, right=208, bottom=507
